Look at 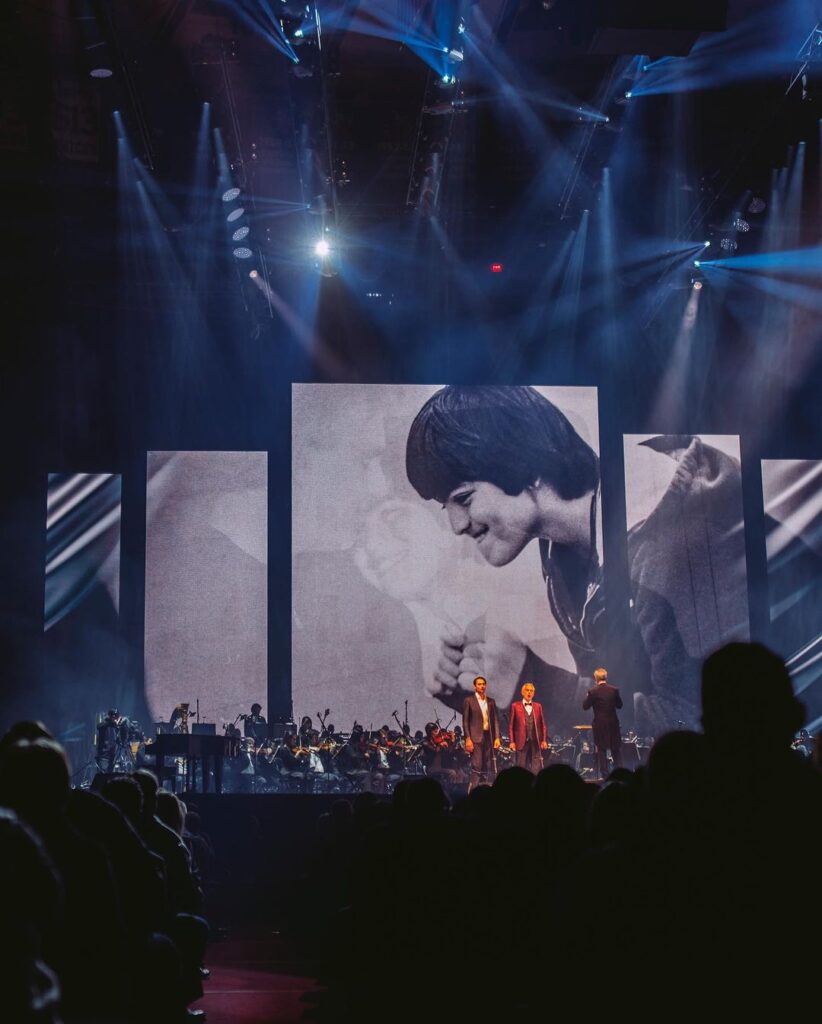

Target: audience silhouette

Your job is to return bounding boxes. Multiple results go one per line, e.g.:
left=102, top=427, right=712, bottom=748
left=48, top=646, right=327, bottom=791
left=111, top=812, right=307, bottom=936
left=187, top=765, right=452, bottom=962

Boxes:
left=0, top=642, right=818, bottom=1021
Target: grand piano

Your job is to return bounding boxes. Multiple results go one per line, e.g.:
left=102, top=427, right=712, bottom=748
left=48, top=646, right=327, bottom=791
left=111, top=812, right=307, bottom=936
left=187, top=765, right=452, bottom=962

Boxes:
left=152, top=733, right=230, bottom=794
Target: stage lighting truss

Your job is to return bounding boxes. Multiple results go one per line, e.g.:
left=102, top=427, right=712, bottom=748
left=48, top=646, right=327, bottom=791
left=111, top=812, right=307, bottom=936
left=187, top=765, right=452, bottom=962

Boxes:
left=787, top=23, right=822, bottom=97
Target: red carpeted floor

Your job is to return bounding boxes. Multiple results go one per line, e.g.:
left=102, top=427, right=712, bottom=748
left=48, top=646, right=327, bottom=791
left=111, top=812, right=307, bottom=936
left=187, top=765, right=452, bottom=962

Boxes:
left=192, top=930, right=322, bottom=1024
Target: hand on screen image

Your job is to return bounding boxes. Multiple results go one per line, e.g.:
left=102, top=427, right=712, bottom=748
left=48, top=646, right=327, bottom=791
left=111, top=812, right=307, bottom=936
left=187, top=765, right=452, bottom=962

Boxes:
left=431, top=618, right=528, bottom=711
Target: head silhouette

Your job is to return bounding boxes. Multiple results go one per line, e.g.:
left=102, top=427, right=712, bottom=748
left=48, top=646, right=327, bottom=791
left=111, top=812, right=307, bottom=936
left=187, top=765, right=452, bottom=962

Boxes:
left=701, top=642, right=804, bottom=753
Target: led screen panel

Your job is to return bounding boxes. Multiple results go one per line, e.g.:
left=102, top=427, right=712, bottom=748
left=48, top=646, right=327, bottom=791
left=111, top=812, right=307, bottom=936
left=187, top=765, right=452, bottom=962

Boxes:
left=293, top=384, right=601, bottom=736
left=144, top=451, right=268, bottom=729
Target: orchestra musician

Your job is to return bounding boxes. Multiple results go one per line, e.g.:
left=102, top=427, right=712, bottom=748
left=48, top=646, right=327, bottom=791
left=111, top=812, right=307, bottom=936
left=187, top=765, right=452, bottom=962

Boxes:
left=96, top=708, right=126, bottom=773
left=421, top=723, right=458, bottom=786
left=243, top=703, right=268, bottom=742
left=509, top=682, right=549, bottom=774
left=462, top=676, right=501, bottom=791
left=275, top=732, right=308, bottom=782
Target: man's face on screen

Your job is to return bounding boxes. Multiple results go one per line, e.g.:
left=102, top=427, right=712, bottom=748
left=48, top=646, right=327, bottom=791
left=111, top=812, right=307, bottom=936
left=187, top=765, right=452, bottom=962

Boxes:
left=444, top=481, right=538, bottom=567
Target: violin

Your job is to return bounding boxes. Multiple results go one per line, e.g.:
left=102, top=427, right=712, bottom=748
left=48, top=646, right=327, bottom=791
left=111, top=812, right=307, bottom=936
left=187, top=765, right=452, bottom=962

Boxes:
left=432, top=730, right=454, bottom=749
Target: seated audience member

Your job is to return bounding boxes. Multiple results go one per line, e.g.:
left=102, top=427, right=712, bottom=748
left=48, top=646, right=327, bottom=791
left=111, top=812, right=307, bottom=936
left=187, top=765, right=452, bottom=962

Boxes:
left=0, top=738, right=126, bottom=1021
left=0, top=808, right=62, bottom=1024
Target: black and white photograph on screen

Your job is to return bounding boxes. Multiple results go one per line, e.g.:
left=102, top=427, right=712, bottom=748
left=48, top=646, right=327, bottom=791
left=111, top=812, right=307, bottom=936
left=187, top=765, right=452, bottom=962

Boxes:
left=144, top=451, right=268, bottom=730
left=762, top=460, right=822, bottom=730
left=293, top=384, right=601, bottom=736
left=623, top=434, right=750, bottom=735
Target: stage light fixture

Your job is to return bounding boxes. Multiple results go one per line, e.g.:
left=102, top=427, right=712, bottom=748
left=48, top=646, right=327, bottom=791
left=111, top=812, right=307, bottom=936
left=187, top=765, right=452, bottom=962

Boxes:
left=733, top=218, right=750, bottom=233
left=693, top=260, right=701, bottom=267
left=748, top=197, right=766, bottom=214
left=703, top=241, right=711, bottom=247
left=227, top=207, right=245, bottom=222
left=232, top=226, right=250, bottom=241
left=314, top=239, right=330, bottom=257
left=720, top=237, right=738, bottom=252
left=222, top=187, right=241, bottom=203
left=233, top=246, right=253, bottom=259
left=440, top=74, right=456, bottom=86
left=693, top=280, right=703, bottom=290
left=447, top=48, right=464, bottom=63
left=458, top=18, right=466, bottom=34
left=625, top=91, right=633, bottom=99
left=249, top=270, right=259, bottom=279
left=90, top=68, right=113, bottom=79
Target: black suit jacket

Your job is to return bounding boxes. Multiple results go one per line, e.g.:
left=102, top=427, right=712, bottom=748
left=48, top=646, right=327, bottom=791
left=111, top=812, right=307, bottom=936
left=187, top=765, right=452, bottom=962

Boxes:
left=583, top=683, right=623, bottom=748
left=462, top=694, right=500, bottom=745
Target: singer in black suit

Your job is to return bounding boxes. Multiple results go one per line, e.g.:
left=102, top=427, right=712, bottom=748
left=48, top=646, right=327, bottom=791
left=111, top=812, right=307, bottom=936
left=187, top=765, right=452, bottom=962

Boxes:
left=462, top=676, right=501, bottom=791
left=583, top=668, right=623, bottom=778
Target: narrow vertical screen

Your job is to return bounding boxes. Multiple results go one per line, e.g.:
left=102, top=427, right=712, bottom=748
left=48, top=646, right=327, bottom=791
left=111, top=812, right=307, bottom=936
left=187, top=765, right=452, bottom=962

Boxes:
left=43, top=473, right=123, bottom=738
left=623, top=435, right=750, bottom=734
left=762, top=459, right=822, bottom=728
left=144, top=452, right=268, bottom=728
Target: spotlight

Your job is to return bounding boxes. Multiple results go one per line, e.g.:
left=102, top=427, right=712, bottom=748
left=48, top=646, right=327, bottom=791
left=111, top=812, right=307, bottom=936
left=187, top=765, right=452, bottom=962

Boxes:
left=249, top=270, right=259, bottom=279
left=90, top=68, right=113, bottom=79
left=693, top=280, right=703, bottom=290
left=719, top=237, right=738, bottom=252
left=703, top=241, right=711, bottom=247
left=440, top=74, right=456, bottom=86
left=233, top=246, right=253, bottom=259
left=314, top=239, right=330, bottom=257
left=733, top=218, right=750, bottom=233
left=693, top=260, right=701, bottom=267
left=490, top=263, right=503, bottom=273
left=624, top=91, right=633, bottom=99
left=447, top=48, right=464, bottom=64
left=227, top=207, right=245, bottom=222
left=232, top=225, right=250, bottom=241
left=222, top=187, right=241, bottom=203
left=457, top=18, right=466, bottom=34
left=748, top=197, right=766, bottom=214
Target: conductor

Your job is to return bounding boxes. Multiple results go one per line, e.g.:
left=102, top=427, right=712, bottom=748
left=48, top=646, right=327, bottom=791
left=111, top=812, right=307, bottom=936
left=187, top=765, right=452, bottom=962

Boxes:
left=582, top=668, right=623, bottom=779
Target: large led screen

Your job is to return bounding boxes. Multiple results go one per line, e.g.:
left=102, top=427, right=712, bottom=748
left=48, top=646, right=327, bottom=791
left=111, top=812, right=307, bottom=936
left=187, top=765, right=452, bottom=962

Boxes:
left=293, top=384, right=601, bottom=736
left=623, top=435, right=750, bottom=735
left=43, top=473, right=123, bottom=740
left=144, top=451, right=268, bottom=729
left=762, top=459, right=822, bottom=729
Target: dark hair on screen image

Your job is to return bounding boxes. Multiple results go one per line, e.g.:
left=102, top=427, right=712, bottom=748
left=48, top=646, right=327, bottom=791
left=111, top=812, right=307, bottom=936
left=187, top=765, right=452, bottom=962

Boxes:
left=406, top=385, right=599, bottom=504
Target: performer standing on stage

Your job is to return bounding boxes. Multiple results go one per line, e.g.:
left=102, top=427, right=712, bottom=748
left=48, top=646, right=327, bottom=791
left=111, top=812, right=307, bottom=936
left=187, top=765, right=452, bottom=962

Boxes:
left=509, top=682, right=549, bottom=774
left=462, top=676, right=501, bottom=791
left=583, top=668, right=623, bottom=779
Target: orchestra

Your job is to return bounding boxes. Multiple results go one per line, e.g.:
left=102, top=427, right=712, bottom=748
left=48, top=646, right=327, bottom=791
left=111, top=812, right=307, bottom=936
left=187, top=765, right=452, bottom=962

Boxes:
left=86, top=673, right=687, bottom=794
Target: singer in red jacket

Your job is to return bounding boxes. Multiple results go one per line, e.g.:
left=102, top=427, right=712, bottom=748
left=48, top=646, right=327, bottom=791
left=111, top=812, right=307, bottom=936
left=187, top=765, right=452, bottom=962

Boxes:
left=509, top=682, right=549, bottom=773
